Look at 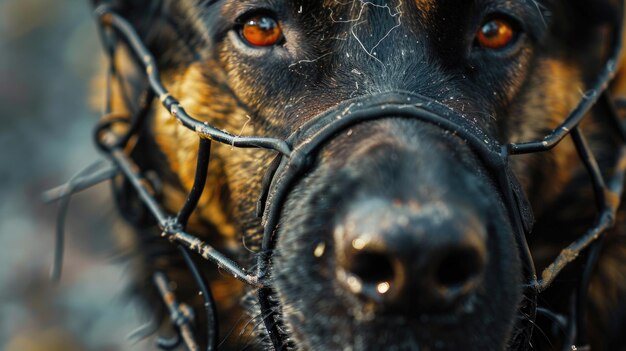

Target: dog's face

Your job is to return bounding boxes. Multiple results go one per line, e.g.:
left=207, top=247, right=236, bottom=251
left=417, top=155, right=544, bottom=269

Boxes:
left=117, top=0, right=615, bottom=349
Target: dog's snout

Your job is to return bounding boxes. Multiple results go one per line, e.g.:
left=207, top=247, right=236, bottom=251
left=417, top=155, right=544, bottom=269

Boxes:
left=334, top=199, right=487, bottom=313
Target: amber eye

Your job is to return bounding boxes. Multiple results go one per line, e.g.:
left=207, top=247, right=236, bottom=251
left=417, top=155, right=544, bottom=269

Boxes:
left=241, top=15, right=283, bottom=47
left=476, top=19, right=516, bottom=50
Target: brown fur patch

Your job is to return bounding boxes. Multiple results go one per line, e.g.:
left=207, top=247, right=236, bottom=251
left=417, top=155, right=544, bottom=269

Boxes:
left=510, top=58, right=585, bottom=214
left=414, top=0, right=435, bottom=15
left=152, top=61, right=259, bottom=239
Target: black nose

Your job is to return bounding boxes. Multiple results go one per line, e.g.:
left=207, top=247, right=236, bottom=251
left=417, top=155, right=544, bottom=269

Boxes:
left=334, top=199, right=487, bottom=313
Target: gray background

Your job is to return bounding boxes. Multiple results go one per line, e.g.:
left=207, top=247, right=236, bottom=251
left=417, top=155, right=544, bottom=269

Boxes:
left=0, top=0, right=153, bottom=349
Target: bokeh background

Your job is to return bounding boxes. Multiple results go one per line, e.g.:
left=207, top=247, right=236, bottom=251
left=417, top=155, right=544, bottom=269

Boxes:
left=0, top=0, right=153, bottom=349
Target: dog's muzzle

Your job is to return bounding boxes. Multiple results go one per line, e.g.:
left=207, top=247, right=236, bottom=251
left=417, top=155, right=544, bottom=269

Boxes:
left=255, top=91, right=537, bottom=349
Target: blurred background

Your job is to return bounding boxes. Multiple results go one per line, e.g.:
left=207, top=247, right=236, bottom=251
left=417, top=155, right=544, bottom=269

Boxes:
left=0, top=0, right=153, bottom=349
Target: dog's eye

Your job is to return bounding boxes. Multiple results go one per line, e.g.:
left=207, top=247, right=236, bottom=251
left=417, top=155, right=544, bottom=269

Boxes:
left=476, top=18, right=516, bottom=50
left=240, top=15, right=283, bottom=47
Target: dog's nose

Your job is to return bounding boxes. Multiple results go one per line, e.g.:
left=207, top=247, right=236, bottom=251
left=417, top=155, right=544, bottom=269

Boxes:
left=334, top=199, right=487, bottom=312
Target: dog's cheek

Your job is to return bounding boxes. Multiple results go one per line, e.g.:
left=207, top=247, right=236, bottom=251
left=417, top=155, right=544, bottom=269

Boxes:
left=215, top=33, right=334, bottom=135
left=218, top=45, right=303, bottom=120
left=505, top=58, right=583, bottom=212
left=150, top=61, right=273, bottom=241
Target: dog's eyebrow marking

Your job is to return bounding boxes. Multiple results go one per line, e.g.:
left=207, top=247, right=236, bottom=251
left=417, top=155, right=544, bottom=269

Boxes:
left=414, top=0, right=436, bottom=15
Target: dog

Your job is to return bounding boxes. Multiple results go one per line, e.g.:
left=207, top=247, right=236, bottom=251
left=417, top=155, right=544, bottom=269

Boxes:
left=93, top=0, right=626, bottom=349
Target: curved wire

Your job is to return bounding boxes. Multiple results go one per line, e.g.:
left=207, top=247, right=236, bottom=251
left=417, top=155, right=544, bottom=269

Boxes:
left=50, top=160, right=108, bottom=282
left=178, top=245, right=218, bottom=351
left=94, top=4, right=291, bottom=157
left=508, top=0, right=625, bottom=155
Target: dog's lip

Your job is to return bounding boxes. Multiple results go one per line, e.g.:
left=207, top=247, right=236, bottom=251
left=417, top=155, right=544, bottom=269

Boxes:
left=282, top=301, right=480, bottom=351
left=282, top=301, right=479, bottom=351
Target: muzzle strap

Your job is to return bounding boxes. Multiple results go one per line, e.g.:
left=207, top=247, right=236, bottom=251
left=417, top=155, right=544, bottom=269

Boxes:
left=256, top=92, right=537, bottom=349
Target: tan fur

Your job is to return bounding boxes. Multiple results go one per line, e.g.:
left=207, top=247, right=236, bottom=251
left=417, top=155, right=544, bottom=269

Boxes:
left=509, top=58, right=585, bottom=215
left=152, top=61, right=272, bottom=239
left=414, top=0, right=435, bottom=16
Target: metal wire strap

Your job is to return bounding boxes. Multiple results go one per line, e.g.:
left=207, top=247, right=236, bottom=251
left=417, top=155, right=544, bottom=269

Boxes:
left=46, top=1, right=626, bottom=350
left=153, top=271, right=199, bottom=351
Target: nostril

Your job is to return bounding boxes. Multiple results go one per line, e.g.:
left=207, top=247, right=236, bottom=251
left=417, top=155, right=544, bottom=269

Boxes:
left=434, top=247, right=485, bottom=290
left=348, top=251, right=395, bottom=287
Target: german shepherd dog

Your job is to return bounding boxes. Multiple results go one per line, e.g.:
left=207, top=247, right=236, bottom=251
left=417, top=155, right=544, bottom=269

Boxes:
left=91, top=0, right=626, bottom=350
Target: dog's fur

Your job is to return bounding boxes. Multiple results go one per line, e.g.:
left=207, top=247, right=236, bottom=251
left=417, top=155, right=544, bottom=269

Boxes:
left=100, top=0, right=626, bottom=349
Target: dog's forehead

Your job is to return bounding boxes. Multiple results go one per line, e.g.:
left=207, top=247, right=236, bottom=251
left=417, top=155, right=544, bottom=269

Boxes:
left=206, top=0, right=546, bottom=34
left=210, top=0, right=540, bottom=13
